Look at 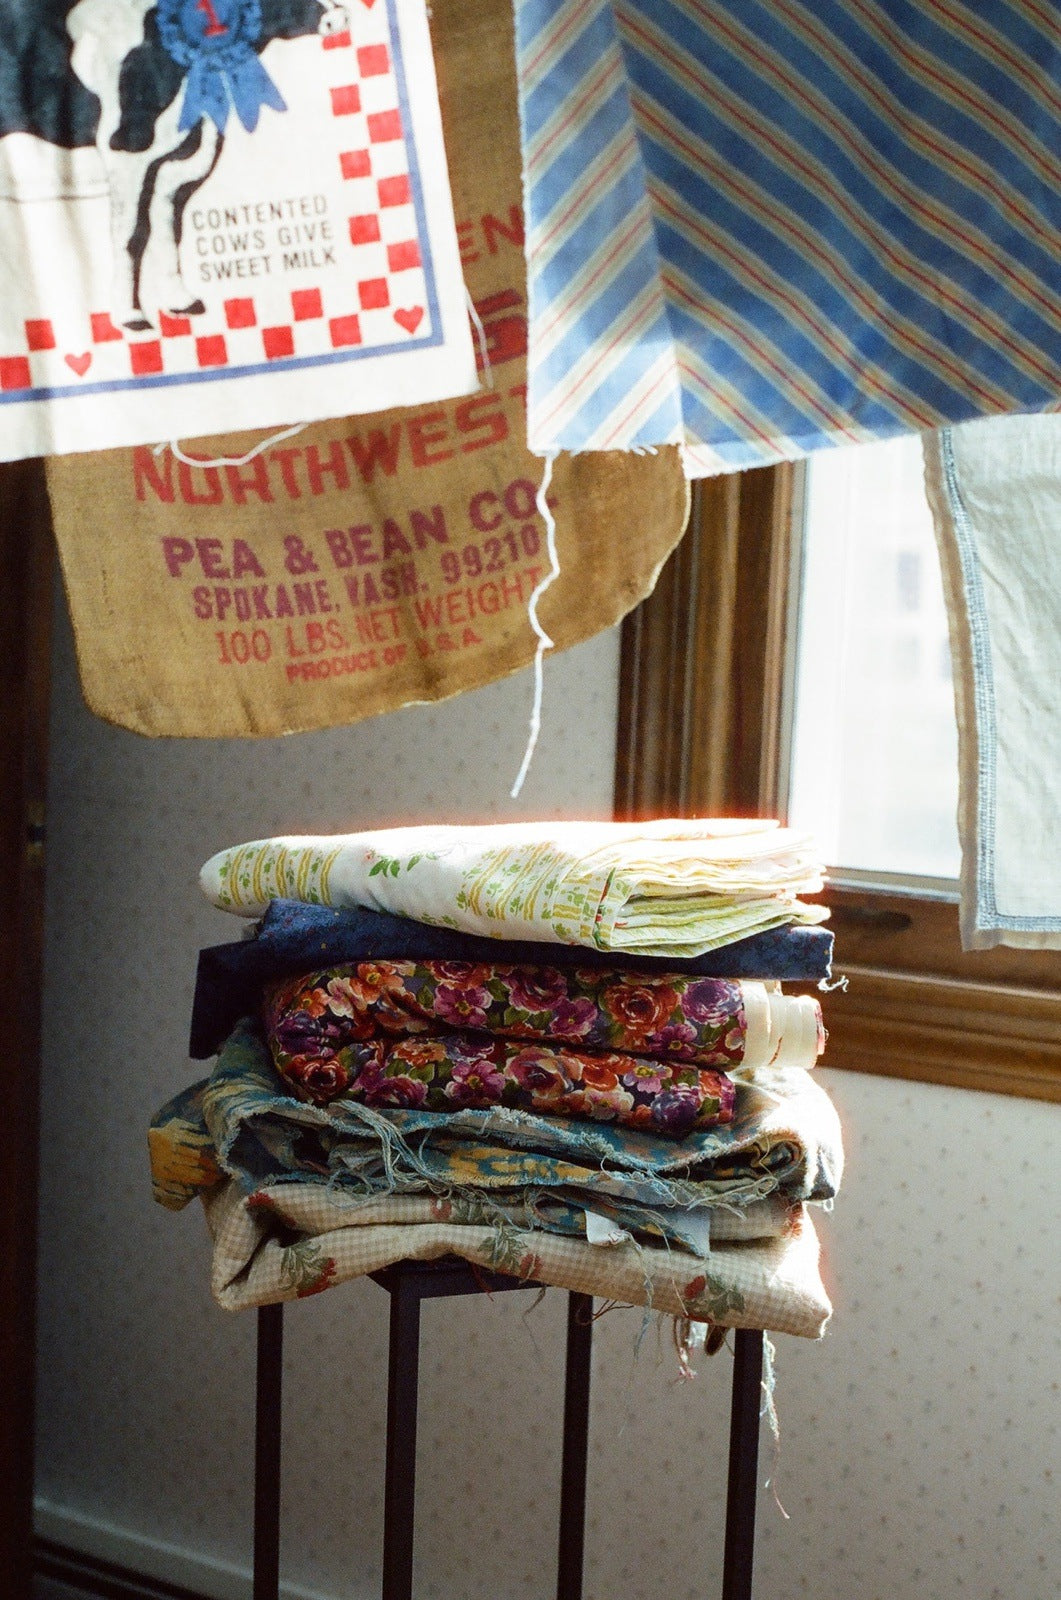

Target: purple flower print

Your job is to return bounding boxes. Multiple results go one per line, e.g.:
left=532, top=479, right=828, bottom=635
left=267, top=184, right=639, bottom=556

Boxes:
left=680, top=979, right=744, bottom=1030
left=271, top=1013, right=334, bottom=1058
left=648, top=1085, right=705, bottom=1135
left=434, top=981, right=493, bottom=1032
left=620, top=1059, right=670, bottom=1095
left=361, top=1074, right=429, bottom=1110
left=443, top=1050, right=507, bottom=1107
left=264, top=957, right=741, bottom=1136
left=429, top=961, right=493, bottom=988
left=546, top=996, right=598, bottom=1039
left=651, top=1021, right=700, bottom=1058
left=505, top=967, right=569, bottom=1013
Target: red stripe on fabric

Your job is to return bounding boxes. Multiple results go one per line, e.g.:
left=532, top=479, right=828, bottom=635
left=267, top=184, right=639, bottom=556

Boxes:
left=650, top=183, right=938, bottom=430
left=535, top=130, right=640, bottom=256
left=1008, top=0, right=1061, bottom=51
left=593, top=358, right=677, bottom=446
left=527, top=53, right=620, bottom=173
left=534, top=207, right=649, bottom=344
left=633, top=95, right=1002, bottom=413
left=674, top=358, right=789, bottom=453
left=763, top=0, right=1061, bottom=231
left=622, top=21, right=1038, bottom=406
left=898, top=0, right=1061, bottom=122
left=534, top=289, right=668, bottom=433
left=664, top=1, right=1061, bottom=359
left=523, top=0, right=606, bottom=84
left=663, top=270, right=866, bottom=443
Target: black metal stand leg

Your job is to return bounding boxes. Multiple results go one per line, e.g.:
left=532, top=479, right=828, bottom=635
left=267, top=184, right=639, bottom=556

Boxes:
left=382, top=1273, right=423, bottom=1600
left=721, top=1328, right=764, bottom=1600
left=254, top=1302, right=284, bottom=1600
left=556, top=1290, right=593, bottom=1600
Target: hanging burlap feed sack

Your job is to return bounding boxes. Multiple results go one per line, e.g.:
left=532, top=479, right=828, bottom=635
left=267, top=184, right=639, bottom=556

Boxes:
left=44, top=0, right=688, bottom=739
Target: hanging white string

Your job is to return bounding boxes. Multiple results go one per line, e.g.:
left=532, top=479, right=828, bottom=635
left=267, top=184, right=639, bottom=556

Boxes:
left=760, top=1333, right=790, bottom=1519
left=153, top=420, right=307, bottom=468
left=466, top=285, right=494, bottom=389
left=510, top=452, right=560, bottom=799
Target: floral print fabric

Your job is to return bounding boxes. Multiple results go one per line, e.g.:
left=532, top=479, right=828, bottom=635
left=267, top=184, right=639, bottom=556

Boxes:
left=262, top=959, right=749, bottom=1135
left=150, top=1022, right=844, bottom=1231
left=188, top=899, right=835, bottom=1061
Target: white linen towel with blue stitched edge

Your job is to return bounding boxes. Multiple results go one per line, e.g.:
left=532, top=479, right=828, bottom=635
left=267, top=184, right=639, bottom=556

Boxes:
left=924, top=414, right=1061, bottom=951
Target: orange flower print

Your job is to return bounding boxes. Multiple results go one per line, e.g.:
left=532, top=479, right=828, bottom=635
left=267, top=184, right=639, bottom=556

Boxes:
left=297, top=1256, right=338, bottom=1298
left=282, top=1053, right=349, bottom=1103
left=390, top=1038, right=448, bottom=1077
left=342, top=962, right=412, bottom=1007
left=601, top=979, right=679, bottom=1040
left=299, top=986, right=333, bottom=1020
left=575, top=1054, right=620, bottom=1092
left=509, top=1045, right=571, bottom=1098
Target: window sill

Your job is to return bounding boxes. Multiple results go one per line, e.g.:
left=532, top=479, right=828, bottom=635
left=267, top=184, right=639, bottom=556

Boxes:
left=819, top=966, right=1061, bottom=1101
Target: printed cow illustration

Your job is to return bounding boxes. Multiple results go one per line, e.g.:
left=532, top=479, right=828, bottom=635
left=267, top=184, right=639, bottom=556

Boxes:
left=0, top=0, right=347, bottom=329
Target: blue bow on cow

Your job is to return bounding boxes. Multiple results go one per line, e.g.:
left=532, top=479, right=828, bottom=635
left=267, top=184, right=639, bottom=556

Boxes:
left=157, top=0, right=286, bottom=135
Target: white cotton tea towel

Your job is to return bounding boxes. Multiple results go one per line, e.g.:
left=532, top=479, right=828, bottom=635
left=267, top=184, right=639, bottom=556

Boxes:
left=924, top=415, right=1061, bottom=950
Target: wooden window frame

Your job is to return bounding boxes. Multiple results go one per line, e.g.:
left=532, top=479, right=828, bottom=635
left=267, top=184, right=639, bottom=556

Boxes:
left=615, top=463, right=1061, bottom=1102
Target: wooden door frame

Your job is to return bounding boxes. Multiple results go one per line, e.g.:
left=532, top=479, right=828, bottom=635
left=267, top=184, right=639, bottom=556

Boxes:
left=0, top=461, right=53, bottom=1588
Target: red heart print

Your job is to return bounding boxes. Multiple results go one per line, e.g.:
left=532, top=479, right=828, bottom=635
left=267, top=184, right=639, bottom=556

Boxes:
left=65, top=352, right=92, bottom=376
left=394, top=307, right=424, bottom=335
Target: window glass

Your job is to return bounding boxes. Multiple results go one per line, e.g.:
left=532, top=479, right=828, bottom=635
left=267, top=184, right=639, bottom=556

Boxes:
left=786, top=434, right=961, bottom=882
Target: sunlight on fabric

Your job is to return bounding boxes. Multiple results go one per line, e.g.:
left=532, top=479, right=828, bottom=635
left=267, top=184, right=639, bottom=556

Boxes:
left=787, top=434, right=960, bottom=883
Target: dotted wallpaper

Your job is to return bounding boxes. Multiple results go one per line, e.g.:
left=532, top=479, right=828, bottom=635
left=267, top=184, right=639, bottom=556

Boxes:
left=34, top=589, right=1060, bottom=1600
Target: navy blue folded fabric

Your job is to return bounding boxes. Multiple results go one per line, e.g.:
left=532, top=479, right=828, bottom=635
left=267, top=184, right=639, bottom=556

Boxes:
left=189, top=900, right=833, bottom=1059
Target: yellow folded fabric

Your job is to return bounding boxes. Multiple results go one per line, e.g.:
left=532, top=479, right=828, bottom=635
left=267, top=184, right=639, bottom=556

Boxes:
left=200, top=817, right=827, bottom=956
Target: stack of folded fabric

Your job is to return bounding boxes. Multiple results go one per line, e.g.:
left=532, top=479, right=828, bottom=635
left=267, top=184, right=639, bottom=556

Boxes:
left=152, top=819, right=844, bottom=1342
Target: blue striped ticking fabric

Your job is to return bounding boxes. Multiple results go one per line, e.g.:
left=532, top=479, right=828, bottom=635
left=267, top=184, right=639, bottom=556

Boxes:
left=514, top=0, right=1061, bottom=475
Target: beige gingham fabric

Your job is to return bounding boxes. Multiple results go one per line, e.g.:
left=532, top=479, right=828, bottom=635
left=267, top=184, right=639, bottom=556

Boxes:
left=202, top=1180, right=832, bottom=1337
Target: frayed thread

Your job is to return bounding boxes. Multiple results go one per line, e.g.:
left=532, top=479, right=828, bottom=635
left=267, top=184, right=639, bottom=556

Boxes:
left=673, top=1315, right=704, bottom=1379
left=510, top=452, right=560, bottom=799
left=761, top=1332, right=790, bottom=1519
left=155, top=421, right=307, bottom=468
left=466, top=286, right=494, bottom=388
